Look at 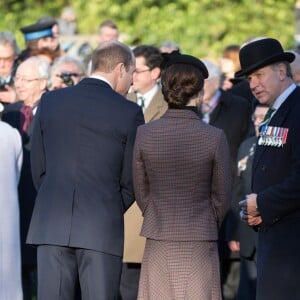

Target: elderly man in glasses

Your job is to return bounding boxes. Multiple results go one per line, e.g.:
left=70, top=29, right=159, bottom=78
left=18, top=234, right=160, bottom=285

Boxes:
left=2, top=56, right=50, bottom=300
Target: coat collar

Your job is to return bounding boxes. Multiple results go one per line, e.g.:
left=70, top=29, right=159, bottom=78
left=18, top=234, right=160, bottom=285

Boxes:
left=144, top=89, right=166, bottom=122
left=78, top=77, right=112, bottom=89
left=162, top=108, right=201, bottom=120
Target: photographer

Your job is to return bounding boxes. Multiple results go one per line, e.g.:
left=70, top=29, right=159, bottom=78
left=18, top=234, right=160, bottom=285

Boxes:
left=50, top=55, right=85, bottom=90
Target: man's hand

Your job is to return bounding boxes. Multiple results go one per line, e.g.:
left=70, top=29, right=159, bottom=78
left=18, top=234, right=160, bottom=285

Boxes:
left=228, top=240, right=240, bottom=252
left=239, top=193, right=262, bottom=226
left=0, top=85, right=17, bottom=104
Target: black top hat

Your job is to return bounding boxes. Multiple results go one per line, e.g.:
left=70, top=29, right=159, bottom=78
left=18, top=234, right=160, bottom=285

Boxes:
left=20, top=19, right=55, bottom=41
left=235, top=38, right=295, bottom=77
left=161, top=51, right=209, bottom=79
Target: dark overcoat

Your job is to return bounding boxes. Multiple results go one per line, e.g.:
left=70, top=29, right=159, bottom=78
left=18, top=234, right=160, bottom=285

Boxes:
left=252, top=87, right=300, bottom=300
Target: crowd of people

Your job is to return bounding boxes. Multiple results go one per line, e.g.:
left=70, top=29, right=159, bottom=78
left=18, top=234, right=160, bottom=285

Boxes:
left=1, top=9, right=300, bottom=300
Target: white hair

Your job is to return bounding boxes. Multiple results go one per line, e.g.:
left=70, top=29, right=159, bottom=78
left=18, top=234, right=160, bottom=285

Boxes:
left=202, top=59, right=221, bottom=79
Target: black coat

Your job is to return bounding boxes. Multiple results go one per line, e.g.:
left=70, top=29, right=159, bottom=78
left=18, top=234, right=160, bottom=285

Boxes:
left=26, top=78, right=144, bottom=257
left=2, top=101, right=37, bottom=267
left=253, top=87, right=300, bottom=300
left=202, top=90, right=252, bottom=259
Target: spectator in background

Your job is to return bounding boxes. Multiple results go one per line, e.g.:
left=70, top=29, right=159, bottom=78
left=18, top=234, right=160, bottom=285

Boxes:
left=201, top=59, right=251, bottom=300
left=97, top=20, right=119, bottom=45
left=19, top=19, right=61, bottom=63
left=0, top=121, right=23, bottom=300
left=289, top=50, right=300, bottom=85
left=0, top=31, right=20, bottom=113
left=50, top=56, right=85, bottom=90
left=220, top=44, right=241, bottom=91
left=2, top=56, right=50, bottom=300
left=121, top=45, right=167, bottom=300
left=159, top=40, right=180, bottom=53
left=57, top=6, right=78, bottom=36
left=232, top=103, right=268, bottom=300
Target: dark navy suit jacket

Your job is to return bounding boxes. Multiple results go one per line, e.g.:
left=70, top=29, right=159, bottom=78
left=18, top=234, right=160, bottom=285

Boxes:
left=26, top=78, right=144, bottom=257
left=252, top=86, right=300, bottom=300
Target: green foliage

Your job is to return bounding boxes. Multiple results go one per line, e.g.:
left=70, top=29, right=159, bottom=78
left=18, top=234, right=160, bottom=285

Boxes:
left=0, top=0, right=297, bottom=59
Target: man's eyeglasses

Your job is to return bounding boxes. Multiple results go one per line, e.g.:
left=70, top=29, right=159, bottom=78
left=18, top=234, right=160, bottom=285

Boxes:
left=14, top=77, right=41, bottom=84
left=134, top=68, right=151, bottom=74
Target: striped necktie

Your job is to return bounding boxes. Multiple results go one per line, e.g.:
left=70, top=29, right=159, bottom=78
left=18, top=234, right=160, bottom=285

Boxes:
left=138, top=95, right=145, bottom=110
left=258, top=107, right=275, bottom=132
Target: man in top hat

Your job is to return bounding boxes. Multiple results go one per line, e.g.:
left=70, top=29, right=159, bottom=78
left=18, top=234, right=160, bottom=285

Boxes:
left=238, top=38, right=300, bottom=300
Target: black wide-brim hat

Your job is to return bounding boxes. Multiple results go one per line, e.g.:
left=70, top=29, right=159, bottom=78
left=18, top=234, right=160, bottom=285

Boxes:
left=161, top=51, right=209, bottom=79
left=235, top=38, right=295, bottom=77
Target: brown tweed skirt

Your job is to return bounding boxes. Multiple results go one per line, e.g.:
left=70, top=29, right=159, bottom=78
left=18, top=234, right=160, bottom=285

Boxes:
left=138, top=239, right=222, bottom=300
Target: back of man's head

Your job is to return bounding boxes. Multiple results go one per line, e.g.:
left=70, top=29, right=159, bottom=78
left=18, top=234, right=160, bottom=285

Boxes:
left=91, top=40, right=133, bottom=73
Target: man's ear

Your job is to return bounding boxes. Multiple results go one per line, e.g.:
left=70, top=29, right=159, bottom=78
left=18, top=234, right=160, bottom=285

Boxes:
left=114, top=63, right=124, bottom=78
left=151, top=67, right=161, bottom=81
left=120, top=63, right=125, bottom=77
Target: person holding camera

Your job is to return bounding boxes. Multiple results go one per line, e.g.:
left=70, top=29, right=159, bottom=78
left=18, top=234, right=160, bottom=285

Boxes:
left=50, top=55, right=85, bottom=90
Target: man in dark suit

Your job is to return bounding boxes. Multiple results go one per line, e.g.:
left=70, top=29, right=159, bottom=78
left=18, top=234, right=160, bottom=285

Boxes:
left=26, top=40, right=144, bottom=300
left=121, top=45, right=167, bottom=300
left=201, top=59, right=251, bottom=300
left=232, top=104, right=268, bottom=300
left=238, top=38, right=300, bottom=300
left=2, top=56, right=50, bottom=300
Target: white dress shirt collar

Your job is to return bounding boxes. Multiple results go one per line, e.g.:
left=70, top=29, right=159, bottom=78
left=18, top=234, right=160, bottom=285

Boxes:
left=89, top=74, right=113, bottom=89
left=272, top=83, right=296, bottom=110
left=137, top=84, right=159, bottom=110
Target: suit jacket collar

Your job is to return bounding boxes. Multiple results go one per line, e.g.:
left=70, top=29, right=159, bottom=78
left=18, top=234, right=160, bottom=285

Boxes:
left=162, top=108, right=201, bottom=121
left=78, top=77, right=112, bottom=89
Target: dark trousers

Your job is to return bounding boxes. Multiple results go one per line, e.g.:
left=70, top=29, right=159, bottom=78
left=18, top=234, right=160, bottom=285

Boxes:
left=22, top=265, right=37, bottom=300
left=119, top=263, right=141, bottom=300
left=221, top=259, right=240, bottom=300
left=237, top=257, right=257, bottom=300
left=37, top=245, right=122, bottom=300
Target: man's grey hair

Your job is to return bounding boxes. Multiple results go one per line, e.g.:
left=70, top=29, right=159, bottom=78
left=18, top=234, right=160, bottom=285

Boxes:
left=0, top=31, right=20, bottom=54
left=51, top=55, right=85, bottom=76
left=22, top=56, right=50, bottom=83
left=202, top=59, right=222, bottom=79
left=271, top=61, right=293, bottom=78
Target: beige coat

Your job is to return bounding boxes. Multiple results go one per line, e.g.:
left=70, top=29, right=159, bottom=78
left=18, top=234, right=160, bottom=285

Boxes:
left=124, top=89, right=167, bottom=262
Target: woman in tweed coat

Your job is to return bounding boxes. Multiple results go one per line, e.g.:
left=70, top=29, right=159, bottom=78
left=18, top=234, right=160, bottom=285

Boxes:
left=133, top=52, right=232, bottom=300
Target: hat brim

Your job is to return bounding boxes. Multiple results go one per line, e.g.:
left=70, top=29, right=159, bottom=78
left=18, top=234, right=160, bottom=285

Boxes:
left=235, top=52, right=295, bottom=78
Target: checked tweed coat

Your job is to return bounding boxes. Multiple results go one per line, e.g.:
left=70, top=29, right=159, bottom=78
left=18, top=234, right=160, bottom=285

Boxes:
left=133, top=109, right=232, bottom=299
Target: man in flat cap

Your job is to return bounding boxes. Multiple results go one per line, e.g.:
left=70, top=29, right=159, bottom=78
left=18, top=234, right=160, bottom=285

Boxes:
left=238, top=38, right=300, bottom=300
